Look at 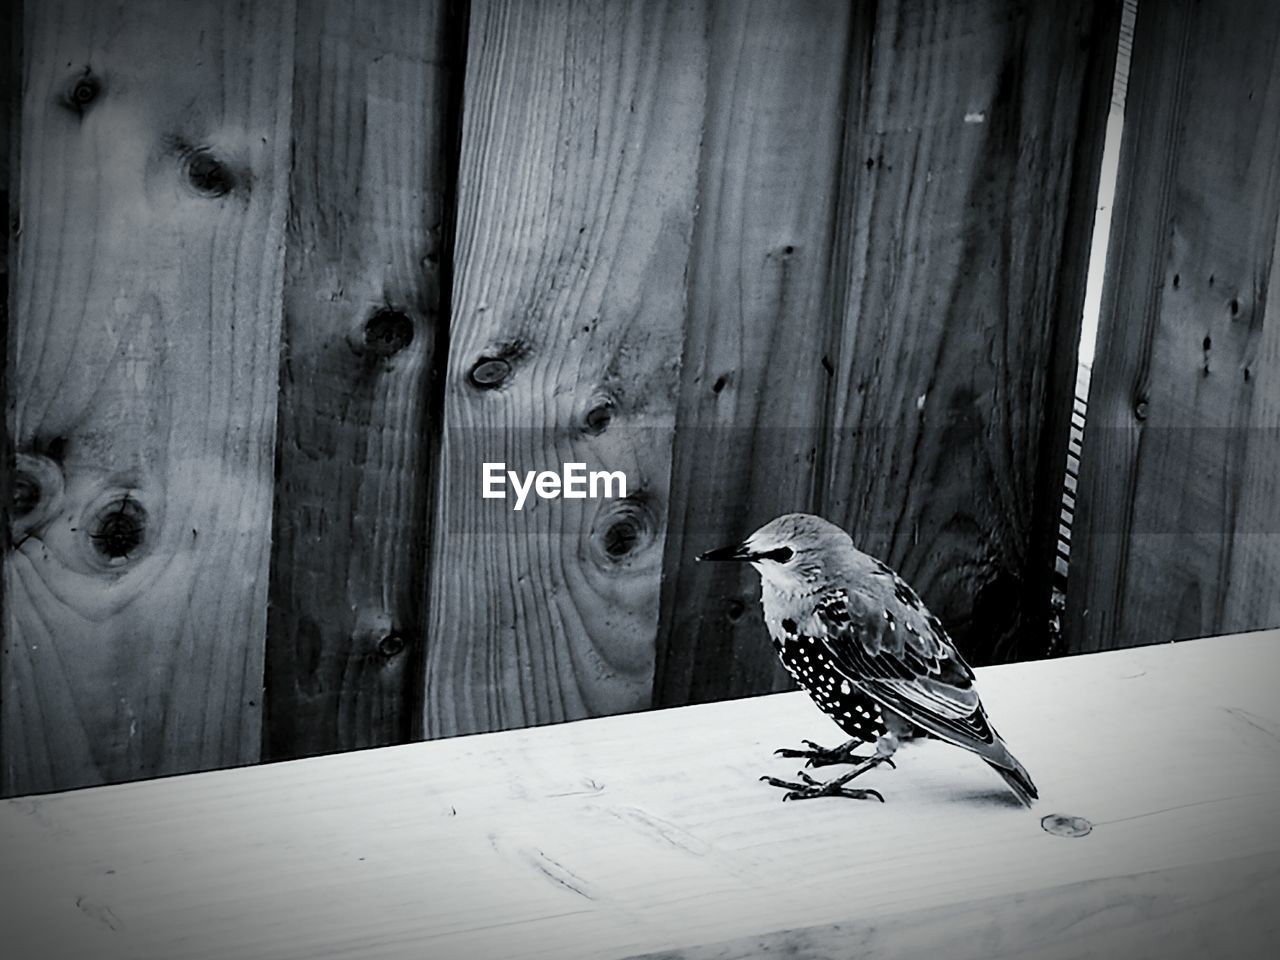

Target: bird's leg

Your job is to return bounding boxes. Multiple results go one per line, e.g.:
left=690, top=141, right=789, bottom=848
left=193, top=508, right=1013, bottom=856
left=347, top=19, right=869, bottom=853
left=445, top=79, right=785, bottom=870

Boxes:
left=760, top=766, right=885, bottom=803
left=761, top=755, right=893, bottom=802
left=761, top=733, right=899, bottom=802
left=774, top=737, right=892, bottom=769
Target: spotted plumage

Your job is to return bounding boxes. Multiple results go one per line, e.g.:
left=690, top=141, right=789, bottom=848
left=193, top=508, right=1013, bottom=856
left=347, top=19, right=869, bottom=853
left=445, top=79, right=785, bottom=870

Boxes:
left=774, top=604, right=887, bottom=744
left=699, top=513, right=1038, bottom=805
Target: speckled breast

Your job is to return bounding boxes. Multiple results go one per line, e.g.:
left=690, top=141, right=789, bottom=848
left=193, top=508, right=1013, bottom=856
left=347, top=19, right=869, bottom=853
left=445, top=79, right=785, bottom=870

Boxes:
left=774, top=632, right=887, bottom=745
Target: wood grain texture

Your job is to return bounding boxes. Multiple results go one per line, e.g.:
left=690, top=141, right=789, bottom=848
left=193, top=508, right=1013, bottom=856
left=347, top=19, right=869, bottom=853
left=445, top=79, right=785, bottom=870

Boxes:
left=626, top=854, right=1279, bottom=960
left=423, top=0, right=708, bottom=736
left=2, top=0, right=295, bottom=794
left=0, top=0, right=16, bottom=195
left=263, top=0, right=455, bottom=761
left=652, top=2, right=861, bottom=708
left=3, top=632, right=1278, bottom=960
left=1067, top=0, right=1280, bottom=652
left=1, top=0, right=18, bottom=712
left=818, top=0, right=1120, bottom=666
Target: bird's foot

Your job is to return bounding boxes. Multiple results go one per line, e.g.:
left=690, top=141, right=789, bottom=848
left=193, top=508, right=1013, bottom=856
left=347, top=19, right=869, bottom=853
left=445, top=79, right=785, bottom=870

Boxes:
left=774, top=739, right=897, bottom=770
left=759, top=769, right=885, bottom=803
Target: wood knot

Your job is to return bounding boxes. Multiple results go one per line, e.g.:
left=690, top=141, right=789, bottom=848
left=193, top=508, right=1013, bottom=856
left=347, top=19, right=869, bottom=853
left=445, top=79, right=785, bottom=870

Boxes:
left=1134, top=399, right=1149, bottom=421
left=62, top=69, right=102, bottom=115
left=603, top=519, right=639, bottom=557
left=352, top=610, right=404, bottom=659
left=362, top=308, right=415, bottom=359
left=87, top=495, right=149, bottom=565
left=377, top=633, right=406, bottom=658
left=11, top=453, right=66, bottom=541
left=12, top=469, right=42, bottom=518
left=724, top=598, right=745, bottom=622
left=591, top=494, right=657, bottom=565
left=469, top=357, right=512, bottom=389
left=1040, top=813, right=1092, bottom=838
left=583, top=398, right=614, bottom=434
left=183, top=148, right=236, bottom=198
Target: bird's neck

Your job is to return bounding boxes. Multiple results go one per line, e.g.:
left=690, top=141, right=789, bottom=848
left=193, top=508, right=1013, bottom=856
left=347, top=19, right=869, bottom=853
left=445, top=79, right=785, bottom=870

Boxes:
left=760, top=579, right=824, bottom=632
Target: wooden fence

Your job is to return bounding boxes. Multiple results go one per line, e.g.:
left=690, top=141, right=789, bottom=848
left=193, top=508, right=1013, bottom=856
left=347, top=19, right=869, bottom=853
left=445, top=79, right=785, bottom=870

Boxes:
left=1067, top=0, right=1280, bottom=651
left=1, top=0, right=1274, bottom=798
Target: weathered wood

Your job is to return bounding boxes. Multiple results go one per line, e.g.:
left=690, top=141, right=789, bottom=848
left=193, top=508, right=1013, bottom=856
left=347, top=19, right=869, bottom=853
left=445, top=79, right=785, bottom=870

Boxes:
left=0, top=0, right=16, bottom=237
left=652, top=2, right=861, bottom=708
left=2, top=0, right=295, bottom=794
left=1, top=0, right=19, bottom=705
left=423, top=0, right=707, bottom=736
left=0, top=0, right=16, bottom=194
left=1067, top=0, right=1280, bottom=652
left=263, top=0, right=456, bottom=760
left=3, top=631, right=1278, bottom=960
left=819, top=0, right=1121, bottom=666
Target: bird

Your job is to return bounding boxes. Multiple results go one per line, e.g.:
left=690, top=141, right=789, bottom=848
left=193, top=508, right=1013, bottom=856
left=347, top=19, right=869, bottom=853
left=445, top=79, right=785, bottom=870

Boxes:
left=698, top=513, right=1038, bottom=806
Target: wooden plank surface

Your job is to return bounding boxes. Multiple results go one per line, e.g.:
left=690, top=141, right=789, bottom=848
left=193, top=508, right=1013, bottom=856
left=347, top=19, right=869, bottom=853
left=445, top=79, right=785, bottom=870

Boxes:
left=1067, top=0, right=1280, bottom=652
left=652, top=1, right=861, bottom=707
left=3, top=631, right=1277, bottom=960
left=626, top=854, right=1278, bottom=960
left=263, top=0, right=455, bottom=760
left=818, top=0, right=1120, bottom=666
left=423, top=0, right=707, bottom=736
left=2, top=0, right=295, bottom=794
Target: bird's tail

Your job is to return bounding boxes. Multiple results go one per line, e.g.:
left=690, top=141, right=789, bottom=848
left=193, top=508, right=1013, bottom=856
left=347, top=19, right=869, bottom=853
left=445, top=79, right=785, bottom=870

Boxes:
left=986, top=749, right=1038, bottom=806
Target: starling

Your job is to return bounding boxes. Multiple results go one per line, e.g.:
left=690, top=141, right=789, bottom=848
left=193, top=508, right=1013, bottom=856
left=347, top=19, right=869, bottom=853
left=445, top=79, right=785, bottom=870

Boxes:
left=699, top=513, right=1038, bottom=806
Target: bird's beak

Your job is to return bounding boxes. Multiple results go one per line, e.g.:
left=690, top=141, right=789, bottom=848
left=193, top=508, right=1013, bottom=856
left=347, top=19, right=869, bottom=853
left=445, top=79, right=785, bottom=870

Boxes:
left=697, top=542, right=755, bottom=562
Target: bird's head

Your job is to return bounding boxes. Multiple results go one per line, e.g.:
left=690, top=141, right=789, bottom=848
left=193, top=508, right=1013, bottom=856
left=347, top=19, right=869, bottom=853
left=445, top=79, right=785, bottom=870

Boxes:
left=697, top=513, right=853, bottom=593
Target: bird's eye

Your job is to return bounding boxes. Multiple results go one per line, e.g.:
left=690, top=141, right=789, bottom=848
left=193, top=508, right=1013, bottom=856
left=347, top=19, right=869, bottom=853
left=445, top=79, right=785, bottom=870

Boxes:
left=761, top=547, right=793, bottom=563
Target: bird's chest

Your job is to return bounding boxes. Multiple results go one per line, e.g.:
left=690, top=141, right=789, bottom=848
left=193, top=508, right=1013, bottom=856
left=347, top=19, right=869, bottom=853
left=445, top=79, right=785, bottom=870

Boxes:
left=766, top=621, right=887, bottom=744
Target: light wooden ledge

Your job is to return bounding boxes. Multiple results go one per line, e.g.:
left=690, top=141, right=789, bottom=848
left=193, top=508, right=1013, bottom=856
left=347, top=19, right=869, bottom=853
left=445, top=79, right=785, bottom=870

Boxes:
left=3, top=631, right=1278, bottom=960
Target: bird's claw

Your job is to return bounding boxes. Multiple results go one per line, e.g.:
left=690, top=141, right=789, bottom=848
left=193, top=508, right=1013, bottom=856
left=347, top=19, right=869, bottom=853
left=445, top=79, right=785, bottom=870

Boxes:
left=773, top=739, right=827, bottom=760
left=759, top=772, right=885, bottom=803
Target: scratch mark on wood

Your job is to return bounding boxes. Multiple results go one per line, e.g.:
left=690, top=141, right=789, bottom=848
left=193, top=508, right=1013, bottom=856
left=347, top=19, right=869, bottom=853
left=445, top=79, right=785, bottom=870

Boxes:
left=546, top=778, right=607, bottom=798
left=1093, top=790, right=1280, bottom=827
left=521, top=848, right=595, bottom=902
left=1224, top=707, right=1280, bottom=745
left=606, top=806, right=712, bottom=858
left=75, top=897, right=122, bottom=932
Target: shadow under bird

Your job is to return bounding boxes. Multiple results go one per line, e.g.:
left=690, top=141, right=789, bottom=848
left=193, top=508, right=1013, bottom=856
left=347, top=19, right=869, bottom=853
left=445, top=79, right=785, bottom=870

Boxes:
left=699, top=513, right=1038, bottom=806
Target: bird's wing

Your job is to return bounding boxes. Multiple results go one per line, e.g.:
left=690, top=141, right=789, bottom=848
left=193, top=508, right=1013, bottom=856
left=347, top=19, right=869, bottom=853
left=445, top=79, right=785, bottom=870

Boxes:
left=804, top=586, right=1004, bottom=756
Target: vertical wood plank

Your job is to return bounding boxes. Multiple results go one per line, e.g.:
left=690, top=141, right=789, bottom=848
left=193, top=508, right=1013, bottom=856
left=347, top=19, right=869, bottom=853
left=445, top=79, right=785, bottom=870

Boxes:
left=263, top=0, right=456, bottom=761
left=653, top=1, right=861, bottom=707
left=1223, top=213, right=1280, bottom=632
left=820, top=0, right=1120, bottom=666
left=1067, top=0, right=1280, bottom=651
left=1, top=0, right=18, bottom=741
left=424, top=0, right=707, bottom=736
left=2, top=0, right=294, bottom=795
